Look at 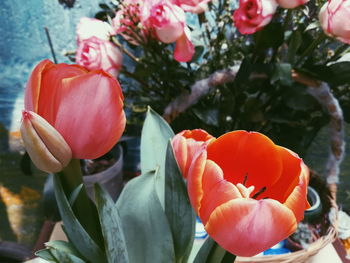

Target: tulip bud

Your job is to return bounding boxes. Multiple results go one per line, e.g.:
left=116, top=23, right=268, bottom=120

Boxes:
left=20, top=110, right=72, bottom=173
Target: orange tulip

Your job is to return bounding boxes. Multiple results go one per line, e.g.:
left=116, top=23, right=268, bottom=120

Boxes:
left=24, top=59, right=126, bottom=159
left=172, top=129, right=214, bottom=178
left=186, top=130, right=309, bottom=257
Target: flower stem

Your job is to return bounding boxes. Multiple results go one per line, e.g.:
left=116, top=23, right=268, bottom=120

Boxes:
left=57, top=159, right=103, bottom=246
left=44, top=27, right=57, bottom=64
left=296, top=32, right=327, bottom=66
left=111, top=36, right=140, bottom=63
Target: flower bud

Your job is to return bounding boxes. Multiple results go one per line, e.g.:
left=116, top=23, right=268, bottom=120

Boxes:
left=20, top=110, right=72, bottom=173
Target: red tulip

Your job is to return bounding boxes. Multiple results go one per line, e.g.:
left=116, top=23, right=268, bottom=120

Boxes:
left=185, top=130, right=309, bottom=256
left=172, top=129, right=214, bottom=178
left=24, top=59, right=126, bottom=159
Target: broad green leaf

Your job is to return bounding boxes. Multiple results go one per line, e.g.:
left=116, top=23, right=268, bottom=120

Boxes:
left=117, top=171, right=175, bottom=263
left=45, top=240, right=82, bottom=259
left=53, top=174, right=106, bottom=263
left=69, top=184, right=83, bottom=206
left=94, top=184, right=129, bottom=263
left=140, top=107, right=174, bottom=207
left=49, top=248, right=86, bottom=263
left=165, top=141, right=195, bottom=263
left=35, top=249, right=57, bottom=262
left=194, top=237, right=236, bottom=263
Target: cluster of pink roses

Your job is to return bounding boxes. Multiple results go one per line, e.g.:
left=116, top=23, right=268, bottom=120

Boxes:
left=75, top=0, right=350, bottom=75
left=75, top=0, right=210, bottom=71
left=234, top=0, right=350, bottom=45
left=113, top=0, right=208, bottom=62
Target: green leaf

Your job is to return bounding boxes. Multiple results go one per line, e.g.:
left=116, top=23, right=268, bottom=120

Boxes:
left=288, top=31, right=302, bottom=63
left=45, top=240, right=82, bottom=257
left=35, top=249, right=57, bottom=262
left=306, top=62, right=350, bottom=85
left=271, top=63, right=292, bottom=86
left=116, top=170, right=175, bottom=263
left=69, top=184, right=83, bottom=206
left=194, top=237, right=236, bottom=263
left=49, top=248, right=86, bottom=263
left=140, top=107, right=174, bottom=207
left=254, top=23, right=284, bottom=50
left=94, top=184, right=129, bottom=263
left=304, top=21, right=320, bottom=32
left=165, top=142, right=195, bottom=263
left=53, top=174, right=106, bottom=263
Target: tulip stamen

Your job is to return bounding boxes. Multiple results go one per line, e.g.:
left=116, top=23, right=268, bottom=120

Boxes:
left=252, top=186, right=266, bottom=199
left=243, top=173, right=248, bottom=186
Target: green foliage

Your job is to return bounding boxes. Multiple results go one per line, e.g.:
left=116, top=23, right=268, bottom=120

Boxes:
left=52, top=175, right=106, bottom=263
left=94, top=184, right=129, bottom=263
left=165, top=141, right=196, bottom=263
left=39, top=109, right=196, bottom=263
left=194, top=237, right=236, bottom=263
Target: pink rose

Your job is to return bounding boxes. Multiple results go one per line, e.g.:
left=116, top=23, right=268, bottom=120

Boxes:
left=233, top=0, right=278, bottom=35
left=76, top=37, right=123, bottom=76
left=142, top=0, right=186, bottom=43
left=174, top=0, right=211, bottom=13
left=76, top=17, right=113, bottom=44
left=141, top=0, right=195, bottom=62
left=276, top=0, right=309, bottom=9
left=319, top=0, right=350, bottom=44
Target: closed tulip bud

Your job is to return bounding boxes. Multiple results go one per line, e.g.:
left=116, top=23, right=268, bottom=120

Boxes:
left=20, top=110, right=72, bottom=173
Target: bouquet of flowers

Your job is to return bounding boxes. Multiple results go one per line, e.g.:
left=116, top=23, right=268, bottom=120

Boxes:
left=70, top=0, right=349, bottom=157
left=19, top=0, right=350, bottom=261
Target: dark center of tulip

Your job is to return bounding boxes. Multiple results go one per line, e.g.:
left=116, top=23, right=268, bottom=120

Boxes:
left=251, top=186, right=267, bottom=199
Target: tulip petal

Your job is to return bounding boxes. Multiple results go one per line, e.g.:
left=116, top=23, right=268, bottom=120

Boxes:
left=187, top=150, right=207, bottom=213
left=171, top=134, right=187, bottom=176
left=25, top=59, right=54, bottom=113
left=38, top=63, right=88, bottom=125
left=205, top=198, right=297, bottom=257
left=207, top=131, right=282, bottom=195
left=54, top=70, right=125, bottom=159
left=283, top=163, right=310, bottom=222
left=199, top=160, right=242, bottom=224
left=20, top=111, right=71, bottom=173
left=260, top=146, right=302, bottom=202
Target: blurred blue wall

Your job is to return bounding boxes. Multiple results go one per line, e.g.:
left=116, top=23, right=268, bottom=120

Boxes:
left=0, top=0, right=106, bottom=131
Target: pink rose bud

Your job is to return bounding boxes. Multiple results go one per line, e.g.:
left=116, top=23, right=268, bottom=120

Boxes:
left=76, top=17, right=113, bottom=44
left=233, top=0, right=278, bottom=35
left=20, top=110, right=72, bottom=173
left=319, top=0, right=350, bottom=44
left=76, top=36, right=123, bottom=76
left=174, top=0, right=212, bottom=14
left=276, top=0, right=309, bottom=9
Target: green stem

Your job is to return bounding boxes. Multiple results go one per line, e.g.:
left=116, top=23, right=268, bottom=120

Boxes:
left=57, top=159, right=104, bottom=247
left=296, top=33, right=327, bottom=66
